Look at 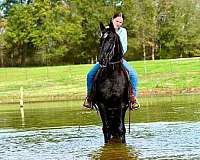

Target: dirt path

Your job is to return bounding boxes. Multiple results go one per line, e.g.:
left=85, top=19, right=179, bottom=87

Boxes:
left=139, top=87, right=200, bottom=97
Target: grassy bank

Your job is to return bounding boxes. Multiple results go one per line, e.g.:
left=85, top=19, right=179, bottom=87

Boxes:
left=0, top=58, right=200, bottom=103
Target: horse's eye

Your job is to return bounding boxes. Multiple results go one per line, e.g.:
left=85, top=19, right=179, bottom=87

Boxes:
left=108, top=38, right=114, bottom=43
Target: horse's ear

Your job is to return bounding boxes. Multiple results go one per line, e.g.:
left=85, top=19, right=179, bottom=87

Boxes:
left=100, top=22, right=105, bottom=31
left=109, top=20, right=115, bottom=32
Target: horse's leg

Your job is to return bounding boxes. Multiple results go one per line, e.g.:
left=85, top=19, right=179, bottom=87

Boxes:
left=102, top=119, right=110, bottom=143
left=121, top=105, right=128, bottom=143
left=121, top=123, right=126, bottom=143
left=98, top=103, right=109, bottom=143
left=114, top=105, right=125, bottom=143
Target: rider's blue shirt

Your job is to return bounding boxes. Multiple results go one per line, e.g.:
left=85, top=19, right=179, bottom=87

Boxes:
left=116, top=27, right=127, bottom=54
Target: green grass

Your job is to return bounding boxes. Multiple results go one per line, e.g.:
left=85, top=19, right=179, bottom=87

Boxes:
left=0, top=58, right=200, bottom=103
left=131, top=58, right=200, bottom=89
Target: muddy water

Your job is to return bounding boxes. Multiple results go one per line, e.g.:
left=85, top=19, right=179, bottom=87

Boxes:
left=0, top=95, right=200, bottom=159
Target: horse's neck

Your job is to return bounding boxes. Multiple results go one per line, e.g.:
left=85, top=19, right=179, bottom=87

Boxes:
left=111, top=37, right=123, bottom=62
left=103, top=63, right=122, bottom=75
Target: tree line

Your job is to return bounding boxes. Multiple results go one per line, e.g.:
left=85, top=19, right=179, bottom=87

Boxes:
left=0, top=0, right=200, bottom=67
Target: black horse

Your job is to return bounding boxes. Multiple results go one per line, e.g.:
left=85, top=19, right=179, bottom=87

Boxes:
left=93, top=21, right=130, bottom=143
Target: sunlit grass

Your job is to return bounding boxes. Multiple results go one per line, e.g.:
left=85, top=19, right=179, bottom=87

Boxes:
left=0, top=58, right=199, bottom=103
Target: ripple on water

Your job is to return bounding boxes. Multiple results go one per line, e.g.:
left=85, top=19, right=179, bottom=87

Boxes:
left=127, top=121, right=200, bottom=159
left=0, top=122, right=200, bottom=160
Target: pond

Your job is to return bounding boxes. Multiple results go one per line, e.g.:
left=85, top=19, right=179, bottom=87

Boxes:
left=0, top=95, right=200, bottom=159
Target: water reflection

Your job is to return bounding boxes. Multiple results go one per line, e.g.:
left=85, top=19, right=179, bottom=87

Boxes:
left=20, top=107, right=25, bottom=126
left=0, top=95, right=200, bottom=129
left=0, top=95, right=200, bottom=159
left=91, top=142, right=138, bottom=160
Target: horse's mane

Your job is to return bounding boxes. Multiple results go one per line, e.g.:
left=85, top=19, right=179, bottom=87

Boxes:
left=112, top=33, right=124, bottom=62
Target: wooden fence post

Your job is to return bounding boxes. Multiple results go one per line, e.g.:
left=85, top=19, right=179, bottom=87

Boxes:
left=20, top=86, right=24, bottom=107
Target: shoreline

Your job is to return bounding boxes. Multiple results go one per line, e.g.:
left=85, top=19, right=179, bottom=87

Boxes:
left=1, top=87, right=200, bottom=104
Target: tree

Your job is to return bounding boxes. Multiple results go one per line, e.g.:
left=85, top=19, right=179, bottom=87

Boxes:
left=1, top=0, right=200, bottom=66
left=3, top=4, right=35, bottom=66
left=122, top=0, right=158, bottom=60
left=30, top=0, right=84, bottom=65
left=0, top=0, right=33, bottom=16
left=1, top=0, right=84, bottom=66
left=173, top=0, right=200, bottom=57
left=157, top=0, right=200, bottom=58
left=72, top=0, right=117, bottom=63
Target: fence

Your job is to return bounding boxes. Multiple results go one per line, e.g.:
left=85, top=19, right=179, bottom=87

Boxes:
left=0, top=57, right=200, bottom=104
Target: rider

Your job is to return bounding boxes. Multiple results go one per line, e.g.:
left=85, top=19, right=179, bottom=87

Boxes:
left=83, top=12, right=140, bottom=109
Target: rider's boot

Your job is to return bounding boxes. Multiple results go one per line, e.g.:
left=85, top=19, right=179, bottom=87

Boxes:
left=129, top=85, right=140, bottom=110
left=83, top=96, right=93, bottom=109
left=130, top=95, right=140, bottom=110
left=129, top=87, right=140, bottom=110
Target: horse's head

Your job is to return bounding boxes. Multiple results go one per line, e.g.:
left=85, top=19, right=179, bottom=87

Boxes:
left=98, top=21, right=123, bottom=67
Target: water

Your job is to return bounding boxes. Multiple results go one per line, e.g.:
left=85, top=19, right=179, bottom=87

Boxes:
left=0, top=95, right=200, bottom=159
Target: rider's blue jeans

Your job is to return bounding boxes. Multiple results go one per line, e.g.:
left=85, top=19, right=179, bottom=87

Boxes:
left=86, top=59, right=138, bottom=97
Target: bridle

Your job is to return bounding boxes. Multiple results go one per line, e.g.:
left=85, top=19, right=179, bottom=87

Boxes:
left=99, top=34, right=121, bottom=68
